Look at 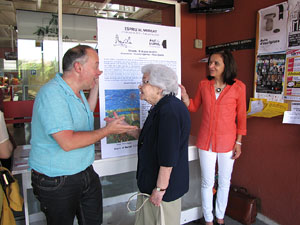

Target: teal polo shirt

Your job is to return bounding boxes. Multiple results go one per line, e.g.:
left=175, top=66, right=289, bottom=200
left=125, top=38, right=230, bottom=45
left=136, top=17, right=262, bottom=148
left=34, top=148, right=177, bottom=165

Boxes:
left=29, top=73, right=95, bottom=177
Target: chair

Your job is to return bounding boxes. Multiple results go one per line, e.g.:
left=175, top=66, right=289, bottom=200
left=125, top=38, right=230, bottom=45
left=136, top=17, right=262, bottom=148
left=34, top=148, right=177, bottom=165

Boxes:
left=3, top=100, right=34, bottom=124
left=3, top=99, right=100, bottom=123
left=94, top=100, right=100, bottom=118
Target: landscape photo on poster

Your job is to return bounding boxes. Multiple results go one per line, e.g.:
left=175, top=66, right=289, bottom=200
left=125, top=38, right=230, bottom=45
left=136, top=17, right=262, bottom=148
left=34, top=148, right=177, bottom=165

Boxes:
left=105, top=89, right=140, bottom=144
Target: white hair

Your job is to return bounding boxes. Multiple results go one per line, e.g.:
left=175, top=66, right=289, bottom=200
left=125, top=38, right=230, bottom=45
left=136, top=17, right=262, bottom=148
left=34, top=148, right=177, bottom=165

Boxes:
left=141, top=64, right=178, bottom=95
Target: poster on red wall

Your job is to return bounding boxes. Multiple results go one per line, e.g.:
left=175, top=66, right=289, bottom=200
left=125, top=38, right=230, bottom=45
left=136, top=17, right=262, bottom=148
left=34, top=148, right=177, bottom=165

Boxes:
left=254, top=54, right=286, bottom=102
left=284, top=49, right=300, bottom=101
left=257, top=2, right=288, bottom=54
left=288, top=0, right=300, bottom=48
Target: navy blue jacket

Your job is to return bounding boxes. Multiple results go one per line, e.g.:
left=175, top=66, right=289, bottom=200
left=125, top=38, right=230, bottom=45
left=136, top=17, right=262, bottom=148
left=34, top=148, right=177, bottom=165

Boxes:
left=137, top=94, right=191, bottom=202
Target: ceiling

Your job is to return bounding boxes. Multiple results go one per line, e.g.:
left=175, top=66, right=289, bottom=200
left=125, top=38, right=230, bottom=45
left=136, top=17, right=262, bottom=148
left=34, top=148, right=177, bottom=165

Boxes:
left=0, top=0, right=175, bottom=48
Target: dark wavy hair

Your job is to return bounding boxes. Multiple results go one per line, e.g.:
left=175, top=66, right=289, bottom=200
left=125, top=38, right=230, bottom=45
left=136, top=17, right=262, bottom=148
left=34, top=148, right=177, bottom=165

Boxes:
left=207, top=49, right=237, bottom=85
left=62, top=45, right=94, bottom=72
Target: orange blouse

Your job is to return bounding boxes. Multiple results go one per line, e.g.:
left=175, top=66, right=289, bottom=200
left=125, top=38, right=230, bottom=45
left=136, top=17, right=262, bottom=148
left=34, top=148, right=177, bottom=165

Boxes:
left=188, top=78, right=247, bottom=153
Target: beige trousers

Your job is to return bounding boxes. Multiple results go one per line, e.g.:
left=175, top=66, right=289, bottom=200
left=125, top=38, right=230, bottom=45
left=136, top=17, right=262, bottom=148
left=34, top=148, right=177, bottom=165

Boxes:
left=134, top=195, right=181, bottom=225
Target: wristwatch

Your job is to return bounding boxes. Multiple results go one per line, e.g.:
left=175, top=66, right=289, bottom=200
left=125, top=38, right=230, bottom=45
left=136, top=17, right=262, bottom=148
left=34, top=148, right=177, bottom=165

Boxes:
left=155, top=187, right=166, bottom=192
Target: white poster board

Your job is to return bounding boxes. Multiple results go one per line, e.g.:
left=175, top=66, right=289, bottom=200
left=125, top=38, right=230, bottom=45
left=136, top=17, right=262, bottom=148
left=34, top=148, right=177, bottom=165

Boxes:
left=97, top=19, right=181, bottom=159
left=257, top=2, right=288, bottom=54
left=288, top=0, right=300, bottom=48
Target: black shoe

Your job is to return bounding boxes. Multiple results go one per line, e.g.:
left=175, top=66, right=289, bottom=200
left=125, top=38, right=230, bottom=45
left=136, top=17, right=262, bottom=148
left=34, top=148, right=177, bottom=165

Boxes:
left=214, top=222, right=225, bottom=225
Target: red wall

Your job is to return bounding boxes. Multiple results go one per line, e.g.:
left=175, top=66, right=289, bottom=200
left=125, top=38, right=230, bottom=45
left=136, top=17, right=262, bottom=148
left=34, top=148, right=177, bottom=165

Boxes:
left=181, top=1, right=300, bottom=225
left=181, top=8, right=207, bottom=136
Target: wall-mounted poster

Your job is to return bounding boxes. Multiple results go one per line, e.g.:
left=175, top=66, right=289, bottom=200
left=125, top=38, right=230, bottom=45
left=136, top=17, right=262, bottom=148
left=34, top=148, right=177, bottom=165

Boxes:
left=284, top=49, right=300, bottom=101
left=254, top=54, right=286, bottom=102
left=97, top=19, right=181, bottom=159
left=257, top=2, right=288, bottom=54
left=288, top=0, right=300, bottom=48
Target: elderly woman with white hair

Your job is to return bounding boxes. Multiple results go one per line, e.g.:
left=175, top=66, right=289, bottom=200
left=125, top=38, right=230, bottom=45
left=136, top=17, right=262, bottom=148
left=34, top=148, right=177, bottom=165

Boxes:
left=132, top=64, right=191, bottom=225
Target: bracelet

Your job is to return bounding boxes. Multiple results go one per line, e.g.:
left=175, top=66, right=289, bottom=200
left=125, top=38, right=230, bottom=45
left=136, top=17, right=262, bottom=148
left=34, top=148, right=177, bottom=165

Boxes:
left=155, top=187, right=166, bottom=192
left=235, top=141, right=242, bottom=145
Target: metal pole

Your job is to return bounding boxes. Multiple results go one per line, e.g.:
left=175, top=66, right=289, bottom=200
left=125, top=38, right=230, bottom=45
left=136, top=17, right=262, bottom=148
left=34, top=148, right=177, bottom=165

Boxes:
left=11, top=26, right=14, bottom=52
left=58, top=0, right=63, bottom=73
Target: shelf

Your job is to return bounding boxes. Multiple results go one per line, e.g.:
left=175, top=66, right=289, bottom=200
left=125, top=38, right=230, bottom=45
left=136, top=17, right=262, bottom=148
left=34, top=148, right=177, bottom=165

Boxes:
left=12, top=136, right=198, bottom=177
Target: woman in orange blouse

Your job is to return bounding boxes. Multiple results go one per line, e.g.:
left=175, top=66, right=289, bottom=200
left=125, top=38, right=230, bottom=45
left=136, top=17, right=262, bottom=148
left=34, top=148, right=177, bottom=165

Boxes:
left=180, top=49, right=247, bottom=225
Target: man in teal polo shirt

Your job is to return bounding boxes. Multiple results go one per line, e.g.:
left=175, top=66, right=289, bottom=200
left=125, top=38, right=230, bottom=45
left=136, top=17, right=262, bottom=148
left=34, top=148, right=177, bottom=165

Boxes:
left=29, top=45, right=136, bottom=225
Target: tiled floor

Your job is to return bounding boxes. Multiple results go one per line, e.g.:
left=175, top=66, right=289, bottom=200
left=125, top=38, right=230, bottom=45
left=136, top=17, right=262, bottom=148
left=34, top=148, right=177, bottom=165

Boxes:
left=16, top=212, right=268, bottom=225
left=186, top=216, right=268, bottom=225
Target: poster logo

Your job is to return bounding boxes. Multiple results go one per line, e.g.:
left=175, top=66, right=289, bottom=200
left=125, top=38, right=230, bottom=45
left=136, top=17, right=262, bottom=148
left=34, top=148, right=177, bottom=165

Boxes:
left=149, top=39, right=167, bottom=49
left=114, top=34, right=132, bottom=48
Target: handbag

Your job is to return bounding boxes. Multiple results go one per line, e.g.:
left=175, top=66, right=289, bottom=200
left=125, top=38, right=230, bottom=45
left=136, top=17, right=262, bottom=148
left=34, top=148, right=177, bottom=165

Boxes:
left=127, top=192, right=165, bottom=225
left=0, top=166, right=24, bottom=225
left=225, top=185, right=257, bottom=225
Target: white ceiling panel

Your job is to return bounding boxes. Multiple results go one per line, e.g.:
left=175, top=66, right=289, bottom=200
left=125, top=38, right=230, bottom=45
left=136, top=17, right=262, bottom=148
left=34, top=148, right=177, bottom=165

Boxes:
left=13, top=1, right=37, bottom=11
left=0, top=0, right=14, bottom=11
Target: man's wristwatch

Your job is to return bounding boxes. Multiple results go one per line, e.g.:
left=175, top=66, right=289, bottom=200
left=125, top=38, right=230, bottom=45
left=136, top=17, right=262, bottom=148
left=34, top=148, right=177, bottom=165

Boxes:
left=155, top=187, right=166, bottom=192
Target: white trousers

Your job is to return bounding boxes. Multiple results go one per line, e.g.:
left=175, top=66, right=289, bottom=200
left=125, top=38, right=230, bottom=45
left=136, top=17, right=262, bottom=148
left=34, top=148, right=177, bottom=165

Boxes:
left=199, top=149, right=235, bottom=222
